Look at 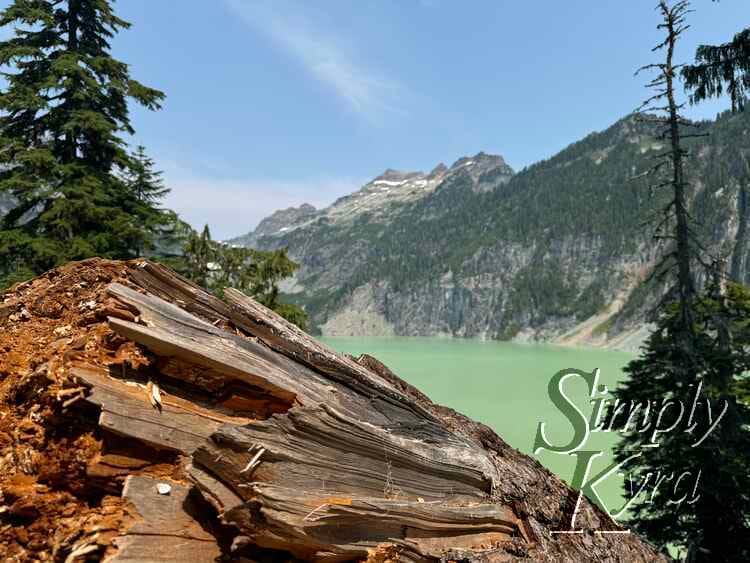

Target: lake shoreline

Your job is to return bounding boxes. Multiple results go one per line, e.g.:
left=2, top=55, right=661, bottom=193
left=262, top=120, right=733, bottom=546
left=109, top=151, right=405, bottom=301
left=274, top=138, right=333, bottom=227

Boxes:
left=319, top=324, right=651, bottom=354
left=323, top=336, right=633, bottom=514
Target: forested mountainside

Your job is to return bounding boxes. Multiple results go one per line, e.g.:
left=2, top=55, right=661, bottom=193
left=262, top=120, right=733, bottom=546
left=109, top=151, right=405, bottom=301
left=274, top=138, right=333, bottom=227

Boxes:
left=230, top=111, right=750, bottom=348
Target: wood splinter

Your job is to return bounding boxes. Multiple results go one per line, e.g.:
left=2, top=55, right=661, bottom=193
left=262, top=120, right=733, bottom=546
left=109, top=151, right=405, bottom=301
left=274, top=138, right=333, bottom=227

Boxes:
left=240, top=446, right=265, bottom=474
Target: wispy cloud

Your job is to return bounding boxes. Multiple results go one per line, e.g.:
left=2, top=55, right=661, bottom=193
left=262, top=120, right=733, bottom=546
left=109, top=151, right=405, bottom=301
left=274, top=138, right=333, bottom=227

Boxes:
left=226, top=0, right=406, bottom=124
left=160, top=157, right=361, bottom=240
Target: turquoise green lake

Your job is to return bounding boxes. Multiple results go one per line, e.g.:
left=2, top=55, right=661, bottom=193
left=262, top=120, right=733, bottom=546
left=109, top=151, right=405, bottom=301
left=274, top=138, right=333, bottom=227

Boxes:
left=322, top=336, right=635, bottom=516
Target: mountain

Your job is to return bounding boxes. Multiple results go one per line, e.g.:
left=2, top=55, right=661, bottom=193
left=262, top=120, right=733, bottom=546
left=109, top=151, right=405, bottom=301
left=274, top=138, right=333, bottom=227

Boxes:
left=229, top=152, right=514, bottom=247
left=232, top=111, right=750, bottom=349
left=230, top=203, right=318, bottom=247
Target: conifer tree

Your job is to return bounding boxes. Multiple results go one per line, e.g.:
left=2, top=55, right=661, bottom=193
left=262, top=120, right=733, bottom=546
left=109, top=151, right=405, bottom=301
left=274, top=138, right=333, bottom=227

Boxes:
left=184, top=224, right=215, bottom=289
left=0, top=0, right=165, bottom=283
left=634, top=0, right=699, bottom=346
left=609, top=2, right=750, bottom=560
left=181, top=225, right=308, bottom=329
left=683, top=27, right=750, bottom=111
left=123, top=145, right=170, bottom=255
left=127, top=145, right=169, bottom=206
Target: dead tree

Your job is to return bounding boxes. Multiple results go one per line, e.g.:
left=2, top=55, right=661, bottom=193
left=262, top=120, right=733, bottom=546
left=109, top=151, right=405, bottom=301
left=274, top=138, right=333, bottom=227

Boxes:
left=636, top=0, right=706, bottom=346
left=1, top=258, right=668, bottom=561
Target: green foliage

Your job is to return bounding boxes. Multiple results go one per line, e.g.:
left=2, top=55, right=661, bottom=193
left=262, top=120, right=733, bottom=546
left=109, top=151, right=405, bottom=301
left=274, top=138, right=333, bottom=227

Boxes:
left=683, top=28, right=750, bottom=111
left=121, top=145, right=171, bottom=255
left=591, top=316, right=614, bottom=337
left=270, top=302, right=309, bottom=332
left=266, top=107, right=750, bottom=333
left=0, top=0, right=165, bottom=284
left=495, top=322, right=521, bottom=341
left=736, top=377, right=750, bottom=407
left=125, top=146, right=170, bottom=205
left=609, top=283, right=750, bottom=560
left=574, top=278, right=608, bottom=320
left=610, top=4, right=750, bottom=560
left=183, top=224, right=215, bottom=289
left=0, top=264, right=35, bottom=292
left=181, top=225, right=307, bottom=329
left=505, top=257, right=579, bottom=325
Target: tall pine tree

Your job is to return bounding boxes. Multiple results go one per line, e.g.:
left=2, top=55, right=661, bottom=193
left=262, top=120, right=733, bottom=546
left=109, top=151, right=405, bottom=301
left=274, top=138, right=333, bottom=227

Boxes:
left=126, top=145, right=169, bottom=206
left=609, top=2, right=750, bottom=560
left=123, top=145, right=170, bottom=255
left=183, top=224, right=215, bottom=289
left=0, top=0, right=165, bottom=284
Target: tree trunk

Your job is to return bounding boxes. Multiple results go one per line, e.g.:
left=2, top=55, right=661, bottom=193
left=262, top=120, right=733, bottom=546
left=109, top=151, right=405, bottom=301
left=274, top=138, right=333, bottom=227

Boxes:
left=662, top=0, right=695, bottom=345
left=0, top=259, right=668, bottom=562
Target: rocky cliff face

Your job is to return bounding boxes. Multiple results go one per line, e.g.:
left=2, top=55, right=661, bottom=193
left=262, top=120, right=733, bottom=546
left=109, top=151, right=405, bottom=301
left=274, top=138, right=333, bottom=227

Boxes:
left=231, top=111, right=750, bottom=350
left=0, top=193, right=14, bottom=216
left=230, top=203, right=318, bottom=247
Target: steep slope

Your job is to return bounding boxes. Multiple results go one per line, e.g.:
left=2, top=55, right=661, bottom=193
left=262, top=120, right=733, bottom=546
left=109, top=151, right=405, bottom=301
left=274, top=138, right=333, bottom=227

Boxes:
left=230, top=203, right=318, bottom=247
left=232, top=111, right=750, bottom=348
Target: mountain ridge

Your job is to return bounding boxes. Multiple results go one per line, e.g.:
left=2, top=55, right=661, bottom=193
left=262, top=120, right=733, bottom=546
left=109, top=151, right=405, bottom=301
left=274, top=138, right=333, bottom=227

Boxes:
left=230, top=111, right=750, bottom=350
left=229, top=151, right=514, bottom=247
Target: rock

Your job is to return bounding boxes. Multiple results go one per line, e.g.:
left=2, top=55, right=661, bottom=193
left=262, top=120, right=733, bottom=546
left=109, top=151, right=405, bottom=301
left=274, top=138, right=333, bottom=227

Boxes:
left=155, top=483, right=171, bottom=495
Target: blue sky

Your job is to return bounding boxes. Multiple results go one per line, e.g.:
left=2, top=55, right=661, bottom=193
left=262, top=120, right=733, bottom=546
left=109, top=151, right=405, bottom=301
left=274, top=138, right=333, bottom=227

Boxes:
left=11, top=1, right=749, bottom=238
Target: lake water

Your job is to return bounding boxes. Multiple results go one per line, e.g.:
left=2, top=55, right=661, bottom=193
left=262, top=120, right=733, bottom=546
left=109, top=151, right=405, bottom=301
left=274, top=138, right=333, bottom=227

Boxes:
left=322, top=336, right=635, bottom=516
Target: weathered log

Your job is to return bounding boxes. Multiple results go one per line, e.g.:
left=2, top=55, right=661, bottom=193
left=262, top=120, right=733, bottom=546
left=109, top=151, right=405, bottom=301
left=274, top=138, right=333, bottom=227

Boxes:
left=0, top=259, right=667, bottom=561
left=72, top=364, right=244, bottom=455
left=109, top=475, right=222, bottom=562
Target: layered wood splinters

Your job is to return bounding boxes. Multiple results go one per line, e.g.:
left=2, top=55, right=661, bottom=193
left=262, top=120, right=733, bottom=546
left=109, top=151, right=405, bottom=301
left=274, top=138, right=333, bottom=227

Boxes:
left=239, top=446, right=265, bottom=474
left=0, top=259, right=668, bottom=562
left=146, top=380, right=162, bottom=409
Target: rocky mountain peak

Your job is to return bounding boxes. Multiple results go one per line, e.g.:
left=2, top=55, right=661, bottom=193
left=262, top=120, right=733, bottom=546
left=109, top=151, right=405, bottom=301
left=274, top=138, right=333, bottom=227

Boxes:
left=229, top=151, right=515, bottom=243
left=370, top=168, right=425, bottom=186
left=449, top=152, right=508, bottom=173
left=228, top=202, right=319, bottom=246
left=443, top=152, right=515, bottom=193
left=428, top=163, right=448, bottom=178
left=255, top=203, right=318, bottom=236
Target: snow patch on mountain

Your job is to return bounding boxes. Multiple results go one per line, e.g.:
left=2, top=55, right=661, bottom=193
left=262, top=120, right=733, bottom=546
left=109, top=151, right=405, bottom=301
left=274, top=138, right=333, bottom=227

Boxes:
left=229, top=152, right=515, bottom=246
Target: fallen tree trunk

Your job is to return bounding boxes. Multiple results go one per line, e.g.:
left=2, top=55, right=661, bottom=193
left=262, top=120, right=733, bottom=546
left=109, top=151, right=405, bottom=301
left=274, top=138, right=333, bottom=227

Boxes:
left=0, top=259, right=668, bottom=562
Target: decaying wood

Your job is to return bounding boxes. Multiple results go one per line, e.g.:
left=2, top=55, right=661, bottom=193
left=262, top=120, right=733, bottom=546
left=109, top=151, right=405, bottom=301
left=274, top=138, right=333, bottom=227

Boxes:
left=15, top=259, right=667, bottom=562
left=110, top=475, right=221, bottom=562
left=241, top=484, right=527, bottom=561
left=73, top=364, right=231, bottom=455
left=222, top=287, right=417, bottom=398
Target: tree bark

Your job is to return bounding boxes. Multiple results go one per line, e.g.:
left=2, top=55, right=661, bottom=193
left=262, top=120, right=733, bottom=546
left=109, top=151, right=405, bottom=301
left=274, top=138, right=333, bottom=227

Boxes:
left=44, top=259, right=669, bottom=561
